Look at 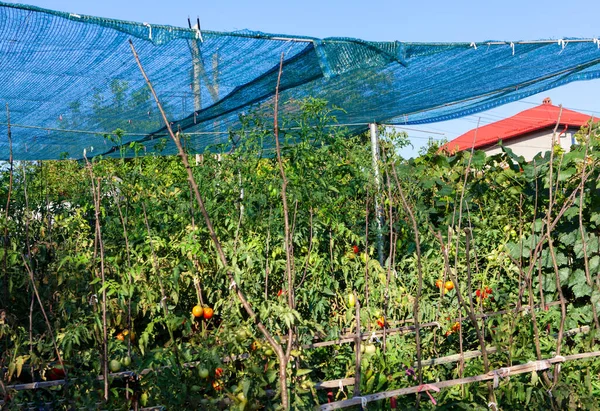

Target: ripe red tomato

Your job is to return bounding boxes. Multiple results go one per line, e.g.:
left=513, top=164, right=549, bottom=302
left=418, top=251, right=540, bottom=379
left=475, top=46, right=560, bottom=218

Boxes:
left=435, top=280, right=443, bottom=289
left=215, top=367, right=224, bottom=378
left=212, top=380, right=223, bottom=391
left=47, top=365, right=66, bottom=381
left=485, top=287, right=492, bottom=294
left=277, top=289, right=285, bottom=297
left=352, top=245, right=359, bottom=254
left=390, top=397, right=397, bottom=409
left=203, top=307, right=214, bottom=320
left=475, top=289, right=481, bottom=297
left=377, top=316, right=385, bottom=328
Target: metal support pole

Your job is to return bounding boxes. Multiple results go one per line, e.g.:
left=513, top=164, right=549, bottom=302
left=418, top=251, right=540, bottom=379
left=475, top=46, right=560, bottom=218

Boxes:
left=369, top=123, right=384, bottom=266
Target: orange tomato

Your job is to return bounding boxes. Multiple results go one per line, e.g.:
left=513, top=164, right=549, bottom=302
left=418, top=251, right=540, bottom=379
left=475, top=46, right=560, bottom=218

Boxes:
left=212, top=380, right=223, bottom=391
left=116, top=333, right=125, bottom=342
left=377, top=316, right=385, bottom=328
left=452, top=322, right=460, bottom=332
left=435, top=280, right=443, bottom=289
left=203, top=307, right=214, bottom=320
left=444, top=281, right=454, bottom=291
left=192, top=305, right=204, bottom=318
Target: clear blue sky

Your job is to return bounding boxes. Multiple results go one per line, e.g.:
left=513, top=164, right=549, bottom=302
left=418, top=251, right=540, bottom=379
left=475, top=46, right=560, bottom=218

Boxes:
left=8, top=0, right=600, bottom=156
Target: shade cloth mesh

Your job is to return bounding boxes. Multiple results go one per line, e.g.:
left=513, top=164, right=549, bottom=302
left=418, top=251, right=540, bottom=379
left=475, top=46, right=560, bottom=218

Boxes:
left=1, top=2, right=600, bottom=159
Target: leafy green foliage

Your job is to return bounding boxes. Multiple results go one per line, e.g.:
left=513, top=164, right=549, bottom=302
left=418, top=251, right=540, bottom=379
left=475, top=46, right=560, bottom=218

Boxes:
left=1, top=102, right=600, bottom=409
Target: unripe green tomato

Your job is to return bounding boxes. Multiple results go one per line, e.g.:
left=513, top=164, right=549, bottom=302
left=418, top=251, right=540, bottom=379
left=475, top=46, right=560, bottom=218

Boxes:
left=348, top=293, right=356, bottom=308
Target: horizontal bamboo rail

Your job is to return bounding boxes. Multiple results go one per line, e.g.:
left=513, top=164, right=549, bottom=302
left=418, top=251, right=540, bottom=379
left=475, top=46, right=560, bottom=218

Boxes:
left=317, top=350, right=600, bottom=410
left=4, top=301, right=570, bottom=393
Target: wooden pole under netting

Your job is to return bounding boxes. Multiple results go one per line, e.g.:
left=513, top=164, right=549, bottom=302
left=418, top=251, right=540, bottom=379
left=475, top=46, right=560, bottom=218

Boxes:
left=369, top=123, right=384, bottom=266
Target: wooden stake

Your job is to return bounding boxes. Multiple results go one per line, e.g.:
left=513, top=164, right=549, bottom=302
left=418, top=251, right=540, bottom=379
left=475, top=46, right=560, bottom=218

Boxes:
left=353, top=291, right=361, bottom=397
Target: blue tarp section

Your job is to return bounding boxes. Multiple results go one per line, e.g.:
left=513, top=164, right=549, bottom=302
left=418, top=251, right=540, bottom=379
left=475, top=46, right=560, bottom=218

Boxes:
left=1, top=2, right=600, bottom=160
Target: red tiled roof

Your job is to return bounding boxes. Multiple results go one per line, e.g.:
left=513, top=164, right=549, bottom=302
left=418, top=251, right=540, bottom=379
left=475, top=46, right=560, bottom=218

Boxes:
left=441, top=103, right=593, bottom=154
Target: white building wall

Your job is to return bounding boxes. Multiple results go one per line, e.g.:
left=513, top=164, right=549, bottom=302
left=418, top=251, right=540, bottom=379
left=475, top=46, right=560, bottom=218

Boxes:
left=481, top=127, right=578, bottom=161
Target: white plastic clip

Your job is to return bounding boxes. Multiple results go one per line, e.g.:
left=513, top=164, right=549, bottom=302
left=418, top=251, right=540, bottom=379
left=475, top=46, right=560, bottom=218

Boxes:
left=229, top=280, right=237, bottom=290
left=338, top=379, right=344, bottom=393
left=369, top=331, right=381, bottom=344
left=83, top=148, right=86, bottom=158
left=358, top=396, right=368, bottom=408
left=194, top=26, right=203, bottom=42
left=594, top=38, right=600, bottom=49
left=89, top=294, right=98, bottom=305
left=510, top=42, right=515, bottom=56
left=161, top=296, right=168, bottom=302
left=470, top=42, right=477, bottom=50
left=488, top=402, right=498, bottom=410
left=143, top=22, right=153, bottom=41
left=69, top=13, right=81, bottom=19
left=558, top=39, right=566, bottom=50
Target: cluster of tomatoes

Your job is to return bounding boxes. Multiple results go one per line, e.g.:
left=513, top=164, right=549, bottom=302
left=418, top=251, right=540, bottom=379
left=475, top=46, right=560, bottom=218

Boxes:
left=435, top=280, right=454, bottom=293
left=115, top=329, right=135, bottom=343
left=192, top=304, right=214, bottom=320
left=475, top=287, right=493, bottom=301
left=444, top=321, right=461, bottom=337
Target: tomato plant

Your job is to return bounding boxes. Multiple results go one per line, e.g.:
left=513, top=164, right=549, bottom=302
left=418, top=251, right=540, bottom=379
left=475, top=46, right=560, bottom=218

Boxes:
left=1, top=99, right=600, bottom=410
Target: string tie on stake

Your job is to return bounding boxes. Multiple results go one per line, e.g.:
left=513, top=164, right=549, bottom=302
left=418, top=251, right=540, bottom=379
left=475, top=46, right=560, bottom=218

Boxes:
left=470, top=42, right=477, bottom=50
left=357, top=396, right=368, bottom=409
left=594, top=38, right=600, bottom=49
left=369, top=331, right=380, bottom=344
left=69, top=13, right=81, bottom=19
left=492, top=367, right=511, bottom=388
left=488, top=402, right=498, bottom=410
left=229, top=279, right=237, bottom=290
left=510, top=42, right=515, bottom=56
left=417, top=384, right=440, bottom=405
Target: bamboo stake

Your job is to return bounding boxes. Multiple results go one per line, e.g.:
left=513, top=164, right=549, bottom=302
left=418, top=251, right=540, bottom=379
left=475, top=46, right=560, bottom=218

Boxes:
left=21, top=258, right=65, bottom=378
left=128, top=39, right=289, bottom=409
left=317, top=351, right=600, bottom=410
left=353, top=291, right=361, bottom=397
left=84, top=163, right=109, bottom=402
left=2, top=104, right=12, bottom=306
left=390, top=165, right=424, bottom=406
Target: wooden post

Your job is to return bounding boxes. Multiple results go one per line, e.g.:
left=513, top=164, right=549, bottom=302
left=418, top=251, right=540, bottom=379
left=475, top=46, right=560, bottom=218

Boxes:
left=369, top=123, right=384, bottom=266
left=353, top=291, right=361, bottom=397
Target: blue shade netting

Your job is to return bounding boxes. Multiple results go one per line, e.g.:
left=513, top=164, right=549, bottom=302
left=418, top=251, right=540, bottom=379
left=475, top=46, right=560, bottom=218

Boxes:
left=1, top=2, right=600, bottom=160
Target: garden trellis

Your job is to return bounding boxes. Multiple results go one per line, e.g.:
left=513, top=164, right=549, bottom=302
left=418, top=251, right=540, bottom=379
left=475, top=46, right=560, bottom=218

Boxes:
left=3, top=2, right=600, bottom=411
left=2, top=2, right=600, bottom=159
